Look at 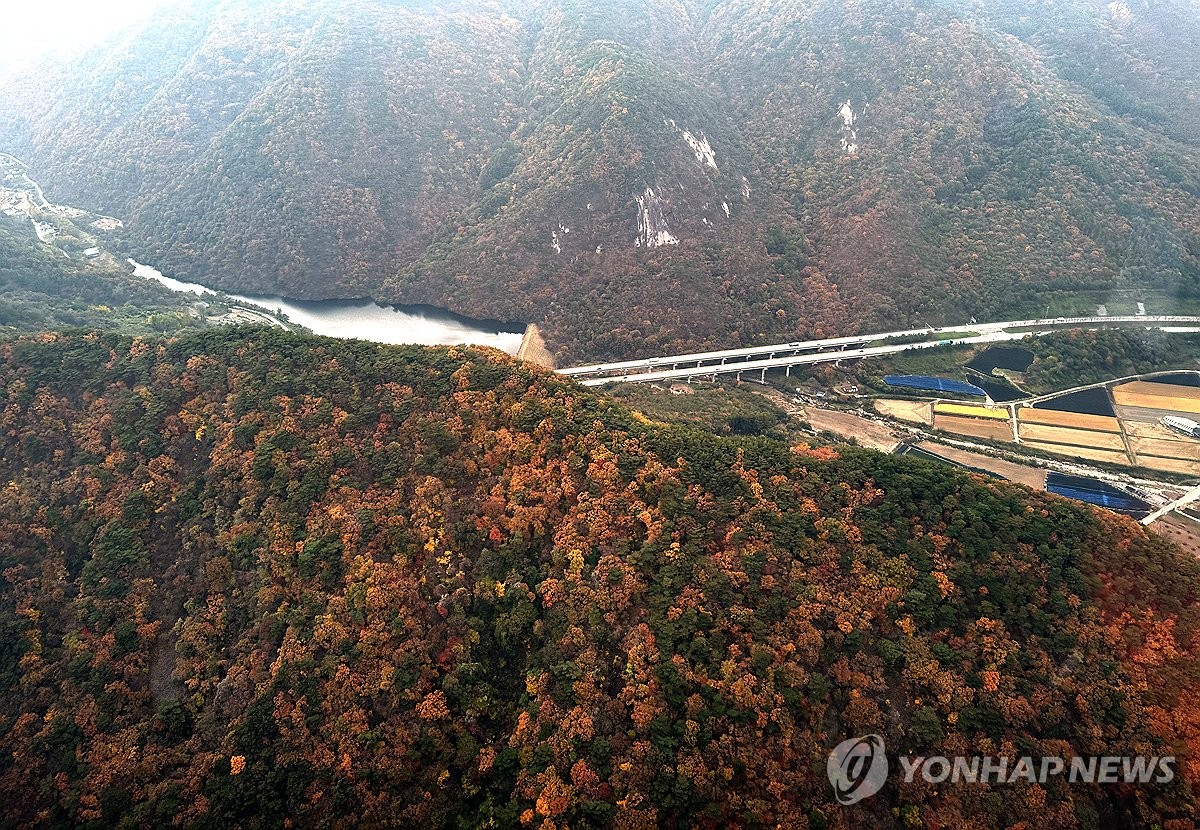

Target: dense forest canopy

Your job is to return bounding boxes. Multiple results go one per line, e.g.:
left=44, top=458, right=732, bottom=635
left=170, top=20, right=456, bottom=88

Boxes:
left=0, top=218, right=201, bottom=336
left=0, top=328, right=1198, bottom=827
left=1, top=0, right=1198, bottom=362
left=2, top=1, right=1200, bottom=824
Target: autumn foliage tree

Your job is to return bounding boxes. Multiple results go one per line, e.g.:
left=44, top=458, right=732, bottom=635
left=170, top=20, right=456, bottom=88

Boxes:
left=0, top=328, right=1198, bottom=828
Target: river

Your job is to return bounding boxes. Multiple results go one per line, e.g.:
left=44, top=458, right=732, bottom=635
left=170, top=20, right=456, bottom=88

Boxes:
left=130, top=260, right=525, bottom=354
left=7, top=153, right=527, bottom=353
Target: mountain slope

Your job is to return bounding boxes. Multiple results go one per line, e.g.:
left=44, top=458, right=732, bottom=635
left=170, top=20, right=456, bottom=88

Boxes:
left=1, top=329, right=1199, bottom=827
left=1, top=0, right=1198, bottom=361
left=0, top=216, right=203, bottom=335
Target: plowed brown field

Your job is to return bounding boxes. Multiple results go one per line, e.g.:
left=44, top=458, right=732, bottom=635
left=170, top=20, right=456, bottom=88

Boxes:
left=803, top=408, right=902, bottom=453
left=1136, top=456, right=1200, bottom=475
left=915, top=442, right=1047, bottom=489
left=1126, top=421, right=1198, bottom=441
left=1112, top=382, right=1200, bottom=414
left=1018, top=408, right=1121, bottom=432
left=934, top=414, right=1015, bottom=442
left=1023, top=441, right=1130, bottom=465
left=1129, top=438, right=1200, bottom=462
left=1152, top=514, right=1200, bottom=558
left=1018, top=424, right=1127, bottom=451
left=874, top=399, right=932, bottom=425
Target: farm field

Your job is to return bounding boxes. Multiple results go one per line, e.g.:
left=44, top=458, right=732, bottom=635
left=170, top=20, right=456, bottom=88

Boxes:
left=871, top=373, right=1199, bottom=475
left=1125, top=420, right=1199, bottom=441
left=1129, top=437, right=1200, bottom=462
left=1018, top=423, right=1127, bottom=451
left=1152, top=514, right=1200, bottom=558
left=933, top=414, right=1015, bottom=442
left=1113, top=381, right=1200, bottom=414
left=874, top=398, right=932, bottom=425
left=1023, top=441, right=1130, bottom=466
left=1136, top=456, right=1200, bottom=475
left=1018, top=408, right=1122, bottom=432
left=802, top=407, right=903, bottom=453
left=1116, top=404, right=1200, bottom=426
left=934, top=402, right=1009, bottom=420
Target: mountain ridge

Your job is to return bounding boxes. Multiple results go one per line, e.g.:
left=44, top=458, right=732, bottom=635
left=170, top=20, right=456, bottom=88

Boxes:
left=1, top=0, right=1197, bottom=362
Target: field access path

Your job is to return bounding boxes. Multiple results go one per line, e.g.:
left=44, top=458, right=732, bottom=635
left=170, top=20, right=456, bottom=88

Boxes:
left=1000, top=369, right=1200, bottom=468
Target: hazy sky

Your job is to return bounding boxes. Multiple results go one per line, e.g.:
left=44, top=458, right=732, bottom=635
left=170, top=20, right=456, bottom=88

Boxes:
left=1, top=0, right=170, bottom=72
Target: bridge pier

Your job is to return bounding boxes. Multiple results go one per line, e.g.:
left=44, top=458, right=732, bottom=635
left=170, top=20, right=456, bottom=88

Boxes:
left=561, top=316, right=1200, bottom=387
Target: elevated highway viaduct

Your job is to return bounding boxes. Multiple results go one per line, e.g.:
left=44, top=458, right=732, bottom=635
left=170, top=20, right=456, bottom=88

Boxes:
left=558, top=316, right=1200, bottom=388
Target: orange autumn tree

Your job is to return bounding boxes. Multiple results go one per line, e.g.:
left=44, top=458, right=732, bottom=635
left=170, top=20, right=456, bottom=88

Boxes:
left=0, top=328, right=1197, bottom=828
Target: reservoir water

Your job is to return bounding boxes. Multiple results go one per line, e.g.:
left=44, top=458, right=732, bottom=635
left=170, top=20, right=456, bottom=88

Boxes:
left=130, top=260, right=525, bottom=354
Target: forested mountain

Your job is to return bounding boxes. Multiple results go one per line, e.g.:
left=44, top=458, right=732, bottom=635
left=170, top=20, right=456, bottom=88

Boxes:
left=2, top=0, right=1198, bottom=362
left=1, top=328, right=1199, bottom=827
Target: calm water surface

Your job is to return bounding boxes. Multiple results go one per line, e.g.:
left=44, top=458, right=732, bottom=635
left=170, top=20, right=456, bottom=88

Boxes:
left=131, top=260, right=524, bottom=354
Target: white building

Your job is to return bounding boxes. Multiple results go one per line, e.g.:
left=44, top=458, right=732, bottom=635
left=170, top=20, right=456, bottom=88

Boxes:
left=1161, top=415, right=1200, bottom=439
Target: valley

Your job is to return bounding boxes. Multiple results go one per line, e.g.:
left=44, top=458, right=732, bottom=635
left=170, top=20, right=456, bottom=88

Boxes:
left=3, top=0, right=1199, bottom=362
left=2, top=153, right=529, bottom=353
left=8, top=141, right=1197, bottom=554
left=1, top=1, right=1200, bottom=827
left=7, top=139, right=1197, bottom=533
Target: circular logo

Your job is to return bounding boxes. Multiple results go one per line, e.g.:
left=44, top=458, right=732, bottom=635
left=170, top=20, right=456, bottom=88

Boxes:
left=827, top=734, right=888, bottom=805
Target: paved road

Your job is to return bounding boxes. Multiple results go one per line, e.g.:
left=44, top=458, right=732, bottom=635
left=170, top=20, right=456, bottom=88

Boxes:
left=1, top=153, right=49, bottom=209
left=1022, top=369, right=1200, bottom=410
left=1144, top=485, right=1200, bottom=526
left=562, top=317, right=1200, bottom=387
left=560, top=328, right=934, bottom=376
